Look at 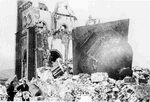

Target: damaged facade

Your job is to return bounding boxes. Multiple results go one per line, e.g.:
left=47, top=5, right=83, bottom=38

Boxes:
left=15, top=0, right=133, bottom=81
left=15, top=0, right=76, bottom=80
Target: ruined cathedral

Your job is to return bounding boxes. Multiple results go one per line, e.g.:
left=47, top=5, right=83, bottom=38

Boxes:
left=15, top=0, right=77, bottom=80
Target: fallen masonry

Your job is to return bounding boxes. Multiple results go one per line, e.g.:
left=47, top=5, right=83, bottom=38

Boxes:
left=23, top=67, right=150, bottom=101
left=1, top=67, right=150, bottom=101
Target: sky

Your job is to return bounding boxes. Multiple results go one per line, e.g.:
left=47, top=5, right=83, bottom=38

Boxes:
left=0, top=0, right=150, bottom=71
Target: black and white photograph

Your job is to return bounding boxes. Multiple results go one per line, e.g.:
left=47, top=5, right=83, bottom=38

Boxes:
left=0, top=0, right=150, bottom=101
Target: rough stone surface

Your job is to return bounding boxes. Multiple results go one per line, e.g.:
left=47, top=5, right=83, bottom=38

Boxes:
left=72, top=19, right=133, bottom=80
left=91, top=72, right=108, bottom=82
left=1, top=67, right=150, bottom=101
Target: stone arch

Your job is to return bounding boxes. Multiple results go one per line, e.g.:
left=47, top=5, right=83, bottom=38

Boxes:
left=49, top=49, right=63, bottom=62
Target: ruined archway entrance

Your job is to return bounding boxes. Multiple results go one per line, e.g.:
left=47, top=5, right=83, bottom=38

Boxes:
left=49, top=49, right=62, bottom=62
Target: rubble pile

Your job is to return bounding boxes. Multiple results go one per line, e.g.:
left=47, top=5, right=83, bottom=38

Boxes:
left=0, top=84, right=7, bottom=101
left=28, top=66, right=150, bottom=102
left=1, top=66, right=150, bottom=101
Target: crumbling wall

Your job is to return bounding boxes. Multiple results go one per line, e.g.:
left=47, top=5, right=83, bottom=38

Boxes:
left=52, top=1, right=77, bottom=62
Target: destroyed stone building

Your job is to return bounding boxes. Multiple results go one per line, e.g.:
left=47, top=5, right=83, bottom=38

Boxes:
left=15, top=0, right=76, bottom=80
left=3, top=1, right=149, bottom=101
left=15, top=0, right=133, bottom=81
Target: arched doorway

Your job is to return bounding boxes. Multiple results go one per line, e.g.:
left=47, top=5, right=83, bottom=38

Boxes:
left=49, top=49, right=62, bottom=62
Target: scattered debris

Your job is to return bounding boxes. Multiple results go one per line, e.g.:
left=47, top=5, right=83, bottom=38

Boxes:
left=25, top=67, right=150, bottom=101
left=91, top=72, right=108, bottom=82
left=1, top=66, right=150, bottom=101
left=0, top=84, right=7, bottom=101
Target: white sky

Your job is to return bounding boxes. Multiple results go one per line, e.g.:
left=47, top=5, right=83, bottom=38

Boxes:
left=0, top=0, right=150, bottom=71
